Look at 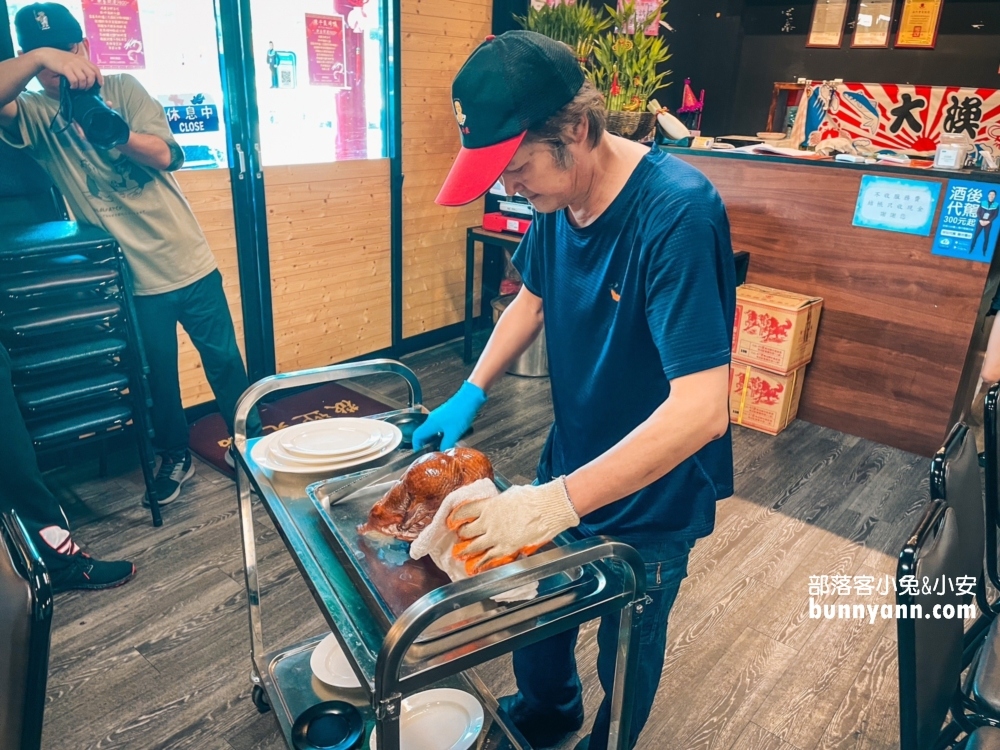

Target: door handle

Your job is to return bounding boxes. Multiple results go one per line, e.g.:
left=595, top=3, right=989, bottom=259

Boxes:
left=235, top=144, right=246, bottom=180
left=254, top=142, right=263, bottom=179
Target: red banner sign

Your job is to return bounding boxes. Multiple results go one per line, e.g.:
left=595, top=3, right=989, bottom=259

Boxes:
left=82, top=0, right=145, bottom=70
left=804, top=81, right=1000, bottom=158
left=305, top=13, right=348, bottom=88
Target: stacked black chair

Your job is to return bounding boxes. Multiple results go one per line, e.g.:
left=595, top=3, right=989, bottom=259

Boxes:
left=0, top=221, right=160, bottom=525
left=899, top=421, right=1000, bottom=748
left=929, top=424, right=993, bottom=662
left=0, top=510, right=52, bottom=750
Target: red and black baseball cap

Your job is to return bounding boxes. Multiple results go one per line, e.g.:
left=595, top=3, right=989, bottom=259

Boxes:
left=436, top=31, right=585, bottom=207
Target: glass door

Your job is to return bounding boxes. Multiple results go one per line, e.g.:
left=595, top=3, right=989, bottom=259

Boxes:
left=4, top=0, right=259, bottom=406
left=243, top=0, right=394, bottom=373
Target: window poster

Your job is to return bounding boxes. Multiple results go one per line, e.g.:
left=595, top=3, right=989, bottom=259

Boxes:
left=852, top=0, right=895, bottom=48
left=852, top=175, right=942, bottom=236
left=81, top=0, right=145, bottom=70
left=895, top=0, right=944, bottom=49
left=807, top=0, right=850, bottom=48
left=304, top=13, right=347, bottom=88
left=932, top=180, right=1000, bottom=263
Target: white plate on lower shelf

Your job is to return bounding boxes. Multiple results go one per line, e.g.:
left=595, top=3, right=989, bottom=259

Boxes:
left=310, top=633, right=362, bottom=689
left=368, top=689, right=484, bottom=750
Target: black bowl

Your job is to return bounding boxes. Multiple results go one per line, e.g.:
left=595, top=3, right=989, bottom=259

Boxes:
left=291, top=701, right=364, bottom=750
left=380, top=410, right=428, bottom=449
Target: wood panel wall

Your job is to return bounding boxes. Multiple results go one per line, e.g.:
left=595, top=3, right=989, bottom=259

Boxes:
left=401, top=0, right=492, bottom=337
left=174, top=170, right=245, bottom=409
left=266, top=160, right=392, bottom=372
left=676, top=152, right=992, bottom=456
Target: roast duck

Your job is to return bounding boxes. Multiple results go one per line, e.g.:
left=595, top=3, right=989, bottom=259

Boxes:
left=361, top=447, right=494, bottom=542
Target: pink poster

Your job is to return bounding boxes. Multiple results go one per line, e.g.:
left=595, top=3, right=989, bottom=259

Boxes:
left=618, top=0, right=661, bottom=35
left=305, top=14, right=348, bottom=88
left=81, top=0, right=145, bottom=70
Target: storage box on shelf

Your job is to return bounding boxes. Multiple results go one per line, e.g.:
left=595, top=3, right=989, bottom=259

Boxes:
left=729, top=283, right=823, bottom=436
left=0, top=221, right=160, bottom=524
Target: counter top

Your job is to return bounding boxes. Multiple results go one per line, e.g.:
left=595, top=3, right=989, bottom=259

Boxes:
left=660, top=145, right=1000, bottom=184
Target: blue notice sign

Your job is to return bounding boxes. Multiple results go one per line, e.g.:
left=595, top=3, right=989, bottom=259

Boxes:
left=852, top=175, right=941, bottom=236
left=164, top=102, right=220, bottom=135
left=932, top=180, right=1000, bottom=264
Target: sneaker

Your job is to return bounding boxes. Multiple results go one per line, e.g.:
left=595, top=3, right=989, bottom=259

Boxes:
left=50, top=552, right=135, bottom=592
left=147, top=451, right=195, bottom=506
left=498, top=694, right=584, bottom=749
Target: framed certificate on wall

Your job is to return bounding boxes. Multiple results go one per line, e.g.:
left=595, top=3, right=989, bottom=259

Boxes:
left=807, top=0, right=850, bottom=48
left=895, top=0, right=944, bottom=49
left=852, top=0, right=895, bottom=47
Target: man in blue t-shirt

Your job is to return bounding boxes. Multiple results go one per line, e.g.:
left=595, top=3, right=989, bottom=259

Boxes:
left=412, top=31, right=736, bottom=750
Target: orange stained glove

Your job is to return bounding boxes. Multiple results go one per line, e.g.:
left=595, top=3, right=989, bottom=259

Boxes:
left=446, top=478, right=580, bottom=575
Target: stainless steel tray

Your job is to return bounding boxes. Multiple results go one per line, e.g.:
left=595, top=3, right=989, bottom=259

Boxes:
left=307, top=457, right=597, bottom=646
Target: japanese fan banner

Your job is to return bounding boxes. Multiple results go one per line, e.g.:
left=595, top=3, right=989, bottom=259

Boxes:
left=82, top=0, right=145, bottom=70
left=803, top=81, right=1000, bottom=157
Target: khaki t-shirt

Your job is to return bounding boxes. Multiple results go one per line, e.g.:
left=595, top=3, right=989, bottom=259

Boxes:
left=1, top=74, right=217, bottom=296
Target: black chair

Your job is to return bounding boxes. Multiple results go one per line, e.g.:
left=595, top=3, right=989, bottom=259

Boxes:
left=0, top=142, right=67, bottom=228
left=896, top=499, right=1000, bottom=749
left=0, top=510, right=52, bottom=750
left=984, top=384, right=1000, bottom=607
left=899, top=499, right=967, bottom=749
left=929, top=423, right=992, bottom=661
left=0, top=222, right=160, bottom=525
left=734, top=250, right=750, bottom=286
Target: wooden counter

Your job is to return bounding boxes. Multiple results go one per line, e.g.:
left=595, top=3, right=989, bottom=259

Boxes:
left=672, top=149, right=1000, bottom=456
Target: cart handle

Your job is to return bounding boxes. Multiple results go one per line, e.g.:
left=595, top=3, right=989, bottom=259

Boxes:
left=375, top=536, right=645, bottom=698
left=233, top=359, right=422, bottom=449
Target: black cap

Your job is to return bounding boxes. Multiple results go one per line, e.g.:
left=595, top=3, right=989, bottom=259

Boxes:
left=15, top=3, right=84, bottom=53
left=436, top=30, right=586, bottom=206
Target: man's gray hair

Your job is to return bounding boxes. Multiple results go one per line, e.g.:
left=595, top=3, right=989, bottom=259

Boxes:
left=525, top=79, right=606, bottom=169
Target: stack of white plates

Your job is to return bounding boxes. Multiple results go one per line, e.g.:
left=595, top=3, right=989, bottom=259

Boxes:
left=250, top=418, right=402, bottom=474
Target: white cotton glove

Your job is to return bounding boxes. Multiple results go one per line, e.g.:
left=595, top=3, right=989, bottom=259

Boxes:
left=447, top=478, right=580, bottom=574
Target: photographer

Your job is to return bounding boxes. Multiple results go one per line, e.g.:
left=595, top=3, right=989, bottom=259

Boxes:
left=0, top=3, right=260, bottom=505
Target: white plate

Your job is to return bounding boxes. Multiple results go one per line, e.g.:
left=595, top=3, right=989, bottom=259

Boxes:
left=368, top=689, right=484, bottom=750
left=278, top=419, right=387, bottom=458
left=268, top=433, right=393, bottom=466
left=309, top=633, right=362, bottom=689
left=250, top=422, right=402, bottom=474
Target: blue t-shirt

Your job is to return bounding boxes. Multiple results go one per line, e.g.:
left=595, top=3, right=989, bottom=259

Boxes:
left=512, top=147, right=736, bottom=547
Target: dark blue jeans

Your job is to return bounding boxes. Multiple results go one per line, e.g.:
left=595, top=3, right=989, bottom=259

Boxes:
left=511, top=537, right=694, bottom=750
left=133, top=269, right=259, bottom=457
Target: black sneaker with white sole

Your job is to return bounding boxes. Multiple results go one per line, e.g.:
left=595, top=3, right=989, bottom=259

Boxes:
left=50, top=552, right=136, bottom=592
left=148, top=451, right=195, bottom=505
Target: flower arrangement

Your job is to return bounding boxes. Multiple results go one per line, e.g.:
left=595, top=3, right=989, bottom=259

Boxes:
left=516, top=0, right=671, bottom=114
left=514, top=2, right=612, bottom=65
left=589, top=1, right=672, bottom=112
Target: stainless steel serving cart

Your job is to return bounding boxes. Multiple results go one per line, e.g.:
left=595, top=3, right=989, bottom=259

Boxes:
left=232, top=360, right=648, bottom=750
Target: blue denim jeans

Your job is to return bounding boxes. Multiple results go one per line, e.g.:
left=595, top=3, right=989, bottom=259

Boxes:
left=511, top=537, right=694, bottom=750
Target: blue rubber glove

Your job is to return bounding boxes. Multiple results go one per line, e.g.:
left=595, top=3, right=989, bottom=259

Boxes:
left=412, top=381, right=487, bottom=450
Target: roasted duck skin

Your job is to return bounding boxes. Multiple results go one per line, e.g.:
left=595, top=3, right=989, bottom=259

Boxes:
left=360, top=447, right=494, bottom=541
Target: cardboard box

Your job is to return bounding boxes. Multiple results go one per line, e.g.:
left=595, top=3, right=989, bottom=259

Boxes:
left=729, top=363, right=805, bottom=436
left=732, top=284, right=823, bottom=374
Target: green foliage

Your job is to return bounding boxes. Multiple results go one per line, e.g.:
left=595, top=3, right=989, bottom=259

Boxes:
left=589, top=1, right=672, bottom=111
left=514, top=2, right=612, bottom=63
left=515, top=0, right=672, bottom=112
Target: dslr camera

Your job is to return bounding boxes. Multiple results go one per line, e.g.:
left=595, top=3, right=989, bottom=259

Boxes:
left=59, top=78, right=130, bottom=150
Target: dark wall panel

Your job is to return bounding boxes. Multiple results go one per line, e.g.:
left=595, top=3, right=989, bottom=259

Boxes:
left=730, top=0, right=1000, bottom=136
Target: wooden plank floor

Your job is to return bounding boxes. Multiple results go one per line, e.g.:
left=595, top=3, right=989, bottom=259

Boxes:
left=38, top=338, right=928, bottom=750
